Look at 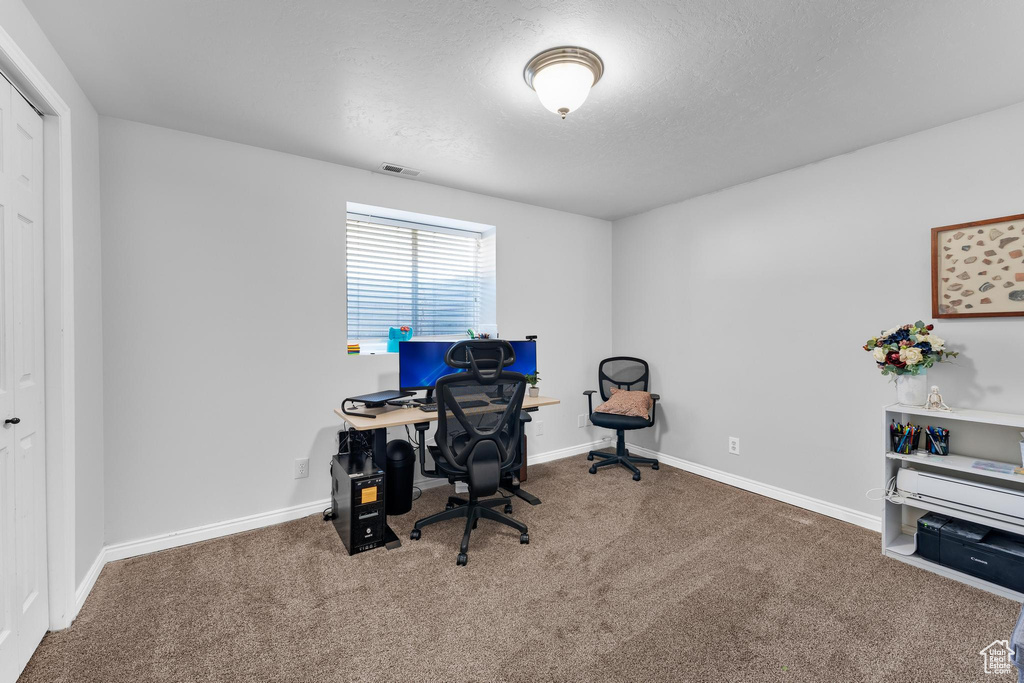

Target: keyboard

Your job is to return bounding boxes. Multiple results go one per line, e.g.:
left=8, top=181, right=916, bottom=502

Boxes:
left=418, top=399, right=489, bottom=413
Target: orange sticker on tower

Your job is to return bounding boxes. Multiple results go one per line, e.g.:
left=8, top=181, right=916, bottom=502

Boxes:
left=361, top=487, right=377, bottom=504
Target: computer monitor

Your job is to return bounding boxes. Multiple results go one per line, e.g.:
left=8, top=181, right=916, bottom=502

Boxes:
left=399, top=340, right=537, bottom=397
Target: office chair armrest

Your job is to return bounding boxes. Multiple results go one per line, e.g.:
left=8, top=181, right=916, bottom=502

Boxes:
left=583, top=389, right=596, bottom=415
left=519, top=411, right=533, bottom=423
left=649, top=394, right=660, bottom=425
left=651, top=393, right=660, bottom=402
left=414, top=422, right=438, bottom=478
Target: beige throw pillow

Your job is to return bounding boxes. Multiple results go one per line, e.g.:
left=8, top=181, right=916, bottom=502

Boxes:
left=595, top=388, right=652, bottom=419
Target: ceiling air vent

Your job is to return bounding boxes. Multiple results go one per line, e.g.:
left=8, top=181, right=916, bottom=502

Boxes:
left=378, top=162, right=422, bottom=178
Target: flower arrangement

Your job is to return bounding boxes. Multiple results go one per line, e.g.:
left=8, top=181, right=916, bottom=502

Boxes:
left=863, top=321, right=957, bottom=376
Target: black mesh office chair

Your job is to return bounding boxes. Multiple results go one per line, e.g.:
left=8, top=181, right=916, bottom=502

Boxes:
left=410, top=340, right=530, bottom=566
left=584, top=357, right=661, bottom=481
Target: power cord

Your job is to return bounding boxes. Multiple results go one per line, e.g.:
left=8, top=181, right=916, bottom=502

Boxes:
left=405, top=424, right=421, bottom=448
left=865, top=476, right=905, bottom=504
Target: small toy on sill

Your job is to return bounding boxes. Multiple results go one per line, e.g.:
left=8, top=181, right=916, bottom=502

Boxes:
left=387, top=326, right=413, bottom=353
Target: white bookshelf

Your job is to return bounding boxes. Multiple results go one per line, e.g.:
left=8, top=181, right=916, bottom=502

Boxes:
left=881, top=403, right=1024, bottom=602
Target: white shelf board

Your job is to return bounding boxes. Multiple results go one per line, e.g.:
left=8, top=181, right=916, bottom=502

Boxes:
left=882, top=548, right=1024, bottom=602
left=886, top=450, right=1024, bottom=485
left=887, top=532, right=916, bottom=556
left=884, top=403, right=1024, bottom=429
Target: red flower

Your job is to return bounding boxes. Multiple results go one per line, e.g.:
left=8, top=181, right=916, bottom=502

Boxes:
left=926, top=324, right=934, bottom=331
left=886, top=351, right=906, bottom=368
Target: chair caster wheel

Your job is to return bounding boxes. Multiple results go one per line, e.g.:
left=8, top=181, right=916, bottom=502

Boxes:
left=520, top=533, right=529, bottom=544
left=445, top=503, right=455, bottom=510
left=652, top=463, right=660, bottom=470
left=472, top=519, right=478, bottom=529
left=586, top=454, right=594, bottom=461
left=632, top=472, right=642, bottom=481
left=589, top=466, right=597, bottom=474
left=457, top=553, right=468, bottom=566
left=504, top=504, right=513, bottom=514
left=322, top=511, right=335, bottom=522
left=410, top=529, right=421, bottom=540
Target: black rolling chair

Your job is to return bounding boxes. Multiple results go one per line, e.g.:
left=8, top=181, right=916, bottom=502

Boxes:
left=410, top=339, right=530, bottom=566
left=584, top=357, right=661, bottom=481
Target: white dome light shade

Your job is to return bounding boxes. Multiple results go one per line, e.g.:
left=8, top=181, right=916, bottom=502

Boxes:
left=532, top=62, right=594, bottom=118
left=524, top=47, right=604, bottom=119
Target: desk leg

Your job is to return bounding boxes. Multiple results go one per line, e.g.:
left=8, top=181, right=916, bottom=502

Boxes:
left=372, top=427, right=401, bottom=550
left=502, top=432, right=541, bottom=506
left=520, top=432, right=528, bottom=482
left=382, top=524, right=401, bottom=550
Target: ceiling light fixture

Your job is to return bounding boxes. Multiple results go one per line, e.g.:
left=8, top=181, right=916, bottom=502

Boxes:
left=523, top=46, right=603, bottom=119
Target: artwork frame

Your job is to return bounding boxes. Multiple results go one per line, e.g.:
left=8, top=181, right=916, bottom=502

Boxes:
left=931, top=213, right=1024, bottom=319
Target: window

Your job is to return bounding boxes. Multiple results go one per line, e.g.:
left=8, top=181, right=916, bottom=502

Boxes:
left=346, top=205, right=496, bottom=349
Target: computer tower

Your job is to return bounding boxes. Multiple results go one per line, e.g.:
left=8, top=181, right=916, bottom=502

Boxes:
left=331, top=451, right=386, bottom=555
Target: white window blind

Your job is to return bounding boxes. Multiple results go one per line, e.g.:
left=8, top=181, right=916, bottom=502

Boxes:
left=346, top=215, right=491, bottom=341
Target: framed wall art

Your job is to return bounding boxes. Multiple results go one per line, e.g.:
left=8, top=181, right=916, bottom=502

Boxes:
left=931, top=213, right=1024, bottom=318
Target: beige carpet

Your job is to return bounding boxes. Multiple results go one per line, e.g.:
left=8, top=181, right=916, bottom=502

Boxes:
left=20, top=455, right=1021, bottom=683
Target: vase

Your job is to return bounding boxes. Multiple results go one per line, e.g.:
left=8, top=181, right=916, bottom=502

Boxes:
left=895, top=372, right=928, bottom=406
left=528, top=387, right=539, bottom=398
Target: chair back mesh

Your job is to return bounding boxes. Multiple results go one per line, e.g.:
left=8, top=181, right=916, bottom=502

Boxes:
left=598, top=357, right=650, bottom=401
left=433, top=341, right=526, bottom=493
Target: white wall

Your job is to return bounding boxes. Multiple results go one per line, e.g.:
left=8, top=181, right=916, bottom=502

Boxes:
left=611, top=102, right=1024, bottom=518
left=0, top=0, right=105, bottom=588
left=99, top=117, right=611, bottom=546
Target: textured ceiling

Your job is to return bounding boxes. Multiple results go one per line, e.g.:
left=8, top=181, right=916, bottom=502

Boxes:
left=23, top=0, right=1024, bottom=220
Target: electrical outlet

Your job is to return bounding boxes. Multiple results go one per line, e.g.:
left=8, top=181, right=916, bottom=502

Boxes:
left=534, top=421, right=544, bottom=436
left=728, top=437, right=740, bottom=455
left=294, top=458, right=310, bottom=479
left=578, top=414, right=587, bottom=428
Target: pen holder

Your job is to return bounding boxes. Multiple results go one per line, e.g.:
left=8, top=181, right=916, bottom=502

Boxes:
left=890, top=426, right=922, bottom=455
left=926, top=429, right=950, bottom=456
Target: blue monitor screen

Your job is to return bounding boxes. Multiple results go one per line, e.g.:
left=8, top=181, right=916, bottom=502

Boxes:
left=399, top=340, right=537, bottom=391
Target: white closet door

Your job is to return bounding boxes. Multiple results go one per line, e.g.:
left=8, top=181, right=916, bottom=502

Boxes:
left=0, top=76, right=46, bottom=683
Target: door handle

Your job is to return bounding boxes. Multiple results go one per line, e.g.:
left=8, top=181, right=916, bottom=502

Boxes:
left=4, top=417, right=20, bottom=425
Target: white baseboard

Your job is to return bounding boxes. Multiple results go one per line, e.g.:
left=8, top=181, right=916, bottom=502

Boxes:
left=72, top=440, right=605, bottom=623
left=627, top=443, right=882, bottom=532
left=104, top=497, right=333, bottom=564
left=528, top=439, right=607, bottom=466
left=72, top=548, right=107, bottom=622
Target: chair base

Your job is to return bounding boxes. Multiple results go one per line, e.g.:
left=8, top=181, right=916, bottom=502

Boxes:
left=410, top=495, right=528, bottom=565
left=586, top=429, right=659, bottom=481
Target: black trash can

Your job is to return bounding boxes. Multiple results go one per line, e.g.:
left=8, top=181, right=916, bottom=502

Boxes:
left=385, top=439, right=415, bottom=515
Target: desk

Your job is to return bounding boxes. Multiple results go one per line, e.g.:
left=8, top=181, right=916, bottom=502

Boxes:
left=334, top=394, right=560, bottom=483
left=333, top=394, right=560, bottom=551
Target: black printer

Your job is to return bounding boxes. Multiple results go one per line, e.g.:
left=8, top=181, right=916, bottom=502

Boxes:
left=917, top=513, right=1024, bottom=593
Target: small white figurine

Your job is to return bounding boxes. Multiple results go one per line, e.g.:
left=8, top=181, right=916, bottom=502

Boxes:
left=925, top=385, right=951, bottom=412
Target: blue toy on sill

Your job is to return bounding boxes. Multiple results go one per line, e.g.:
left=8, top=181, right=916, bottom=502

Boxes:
left=387, top=326, right=413, bottom=353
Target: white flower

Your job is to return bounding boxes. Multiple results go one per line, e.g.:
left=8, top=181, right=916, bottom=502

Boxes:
left=872, top=347, right=887, bottom=363
left=900, top=347, right=924, bottom=365
left=926, top=335, right=945, bottom=351
left=883, top=327, right=899, bottom=337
